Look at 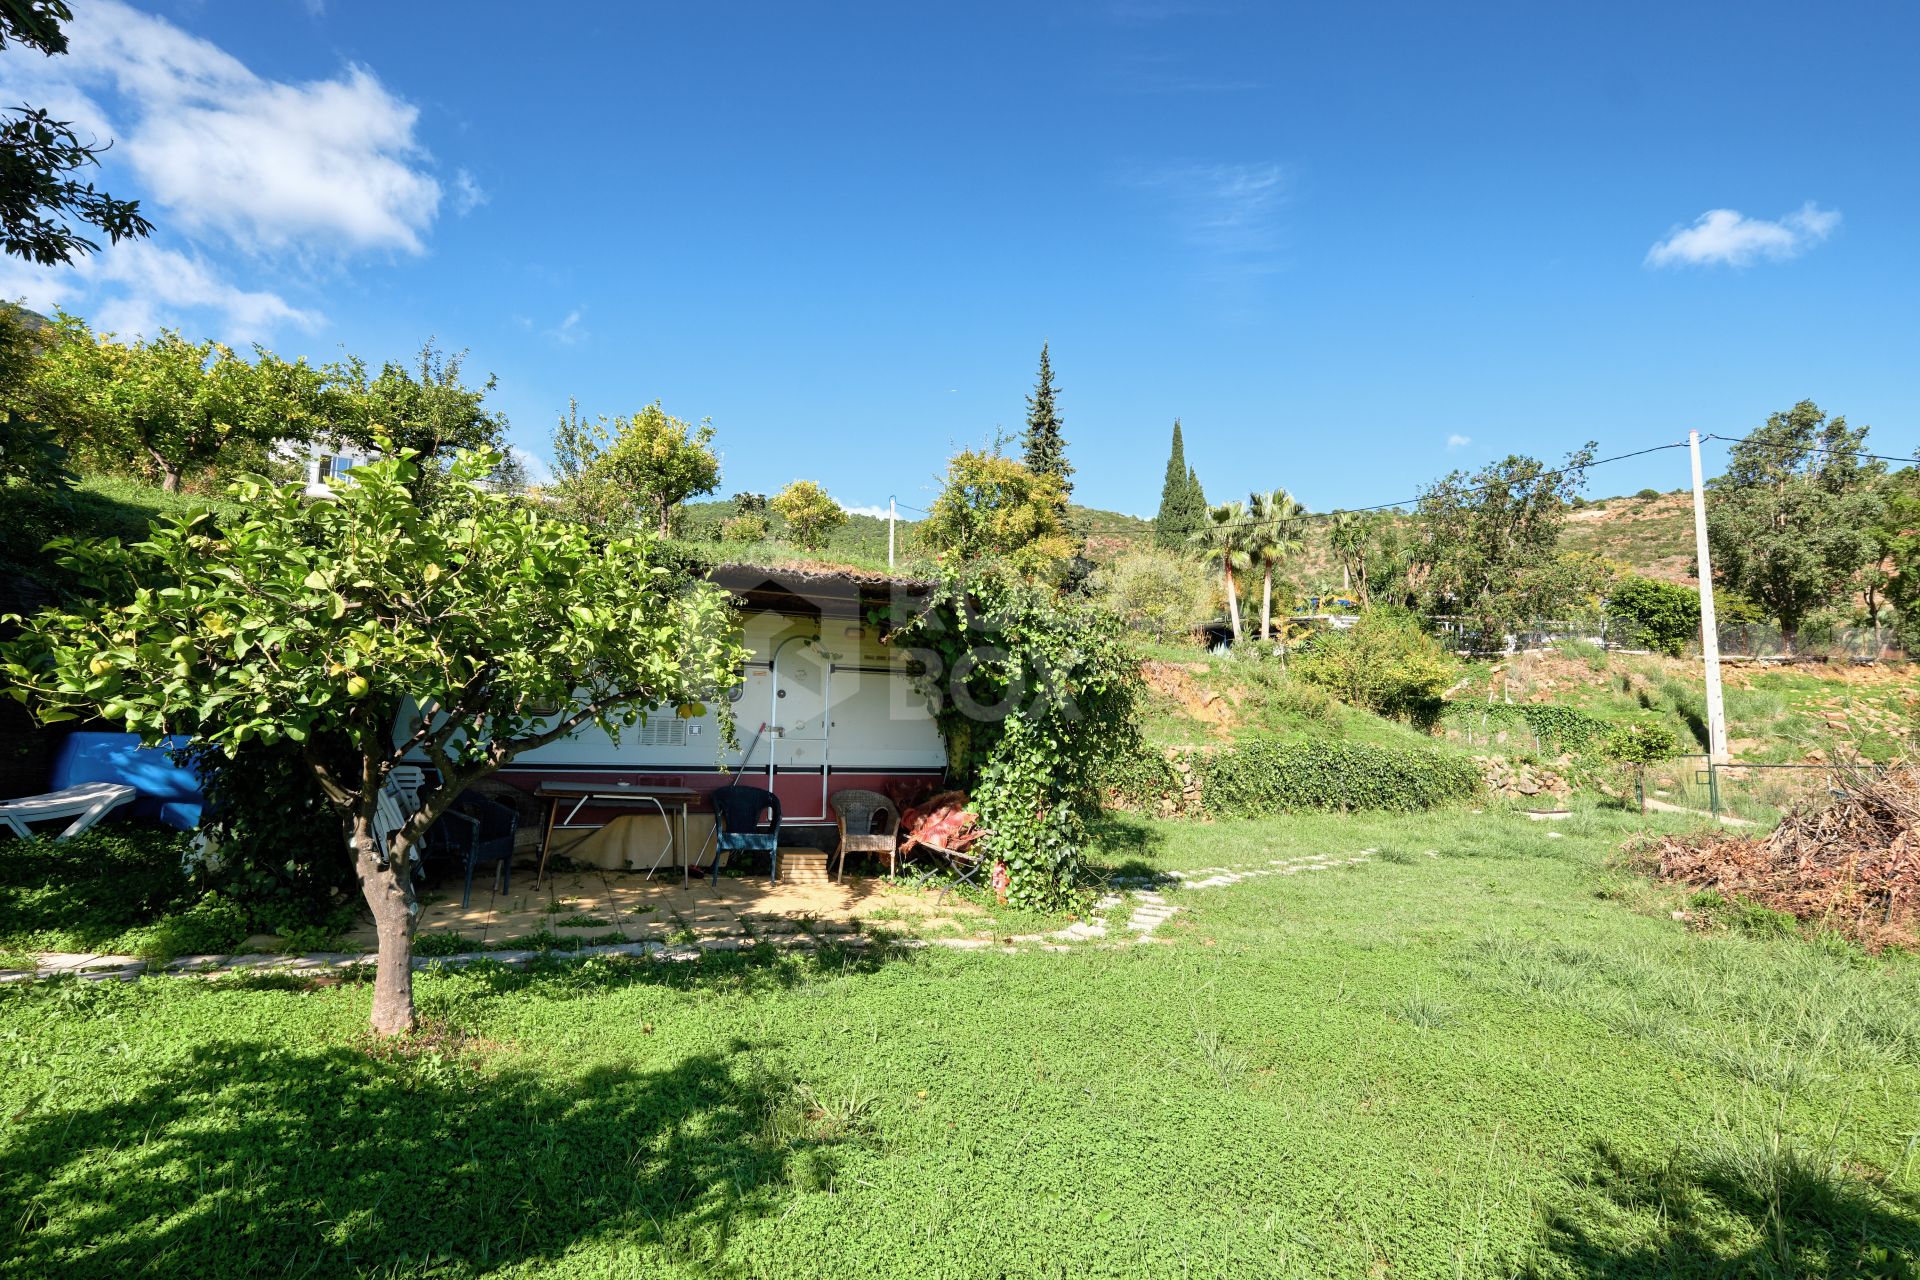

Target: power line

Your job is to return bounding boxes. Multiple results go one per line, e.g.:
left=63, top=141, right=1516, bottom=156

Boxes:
left=1161, top=439, right=1693, bottom=534
left=885, top=428, right=1908, bottom=540
left=1702, top=433, right=1918, bottom=467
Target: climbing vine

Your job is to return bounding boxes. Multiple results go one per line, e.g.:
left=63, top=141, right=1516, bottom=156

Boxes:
left=892, top=567, right=1141, bottom=908
left=1444, top=701, right=1609, bottom=752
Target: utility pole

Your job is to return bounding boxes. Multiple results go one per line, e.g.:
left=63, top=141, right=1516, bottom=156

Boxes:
left=887, top=497, right=896, bottom=570
left=1689, top=431, right=1730, bottom=773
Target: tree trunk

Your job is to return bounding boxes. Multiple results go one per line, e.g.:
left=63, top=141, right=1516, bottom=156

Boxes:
left=351, top=809, right=418, bottom=1036
left=148, top=447, right=182, bottom=493
left=1223, top=560, right=1243, bottom=641
left=1261, top=571, right=1273, bottom=642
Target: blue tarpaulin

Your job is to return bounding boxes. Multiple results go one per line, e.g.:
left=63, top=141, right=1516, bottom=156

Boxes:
left=49, top=733, right=205, bottom=830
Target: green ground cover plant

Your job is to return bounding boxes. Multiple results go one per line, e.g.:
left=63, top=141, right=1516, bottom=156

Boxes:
left=0, top=826, right=254, bottom=962
left=6, top=808, right=1910, bottom=1277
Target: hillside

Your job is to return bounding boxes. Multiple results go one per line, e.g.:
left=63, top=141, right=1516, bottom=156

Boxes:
left=1561, top=491, right=1696, bottom=581
left=1133, top=643, right=1458, bottom=754
left=1073, top=504, right=1156, bottom=558
left=1073, top=489, right=1700, bottom=582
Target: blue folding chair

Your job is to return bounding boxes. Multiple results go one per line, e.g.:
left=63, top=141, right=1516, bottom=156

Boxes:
left=707, top=785, right=781, bottom=882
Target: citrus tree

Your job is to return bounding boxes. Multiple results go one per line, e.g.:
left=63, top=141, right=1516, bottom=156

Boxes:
left=25, top=313, right=333, bottom=490
left=921, top=449, right=1075, bottom=582
left=769, top=480, right=846, bottom=551
left=3, top=446, right=745, bottom=1034
left=551, top=400, right=721, bottom=535
left=1601, top=717, right=1679, bottom=814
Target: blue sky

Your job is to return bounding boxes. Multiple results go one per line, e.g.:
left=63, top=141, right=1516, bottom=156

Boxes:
left=2, top=1, right=1915, bottom=516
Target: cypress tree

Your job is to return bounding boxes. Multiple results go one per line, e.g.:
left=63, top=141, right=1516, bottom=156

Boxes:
left=1154, top=419, right=1190, bottom=547
left=1153, top=421, right=1210, bottom=548
left=1021, top=342, right=1072, bottom=495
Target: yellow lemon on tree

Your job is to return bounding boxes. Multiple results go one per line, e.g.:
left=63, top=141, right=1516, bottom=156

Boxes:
left=346, top=675, right=370, bottom=698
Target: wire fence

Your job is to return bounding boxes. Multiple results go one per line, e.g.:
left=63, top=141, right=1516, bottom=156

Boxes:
left=1635, top=755, right=1851, bottom=824
left=1429, top=615, right=1907, bottom=662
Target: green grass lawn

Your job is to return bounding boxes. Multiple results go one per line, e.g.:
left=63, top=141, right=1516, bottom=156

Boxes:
left=3, top=808, right=1916, bottom=1278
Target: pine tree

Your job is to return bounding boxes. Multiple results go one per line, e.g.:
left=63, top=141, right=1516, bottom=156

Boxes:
left=1020, top=342, right=1072, bottom=495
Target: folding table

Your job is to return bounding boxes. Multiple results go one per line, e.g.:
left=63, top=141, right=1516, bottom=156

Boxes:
left=533, top=782, right=698, bottom=887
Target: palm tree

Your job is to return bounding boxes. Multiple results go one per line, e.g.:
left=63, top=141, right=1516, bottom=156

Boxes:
left=1190, top=501, right=1249, bottom=642
left=1247, top=489, right=1306, bottom=641
left=1326, top=509, right=1378, bottom=606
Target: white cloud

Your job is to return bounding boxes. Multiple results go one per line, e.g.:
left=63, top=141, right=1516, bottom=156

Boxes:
left=1645, top=203, right=1840, bottom=268
left=843, top=504, right=893, bottom=519
left=1133, top=161, right=1287, bottom=263
left=507, top=446, right=553, bottom=487
left=9, top=0, right=442, bottom=255
left=546, top=308, right=586, bottom=345
left=1446, top=433, right=1471, bottom=449
left=452, top=169, right=488, bottom=215
left=0, top=242, right=319, bottom=342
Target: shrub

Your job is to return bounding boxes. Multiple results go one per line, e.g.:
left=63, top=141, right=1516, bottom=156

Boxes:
left=1087, top=549, right=1212, bottom=643
left=1100, top=746, right=1186, bottom=813
left=1601, top=716, right=1680, bottom=812
left=721, top=512, right=771, bottom=543
left=1608, top=575, right=1699, bottom=656
left=1197, top=740, right=1479, bottom=817
left=1292, top=609, right=1455, bottom=730
left=1635, top=487, right=1662, bottom=500
left=180, top=738, right=356, bottom=922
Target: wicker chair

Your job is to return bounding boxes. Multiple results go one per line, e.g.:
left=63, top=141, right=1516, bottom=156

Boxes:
left=829, top=789, right=900, bottom=881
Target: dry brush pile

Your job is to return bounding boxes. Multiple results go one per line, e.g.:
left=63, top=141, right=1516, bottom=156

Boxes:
left=1641, top=763, right=1920, bottom=949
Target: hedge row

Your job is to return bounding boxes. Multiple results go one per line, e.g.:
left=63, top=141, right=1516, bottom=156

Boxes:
left=1105, top=739, right=1480, bottom=818
left=1198, top=740, right=1481, bottom=817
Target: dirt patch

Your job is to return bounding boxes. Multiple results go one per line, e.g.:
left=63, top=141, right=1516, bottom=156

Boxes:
left=1638, top=765, right=1920, bottom=950
left=1140, top=660, right=1236, bottom=736
left=1496, top=651, right=1604, bottom=703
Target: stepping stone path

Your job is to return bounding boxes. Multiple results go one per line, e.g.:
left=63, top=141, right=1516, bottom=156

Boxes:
left=1140, top=849, right=1378, bottom=888
left=0, top=850, right=1386, bottom=982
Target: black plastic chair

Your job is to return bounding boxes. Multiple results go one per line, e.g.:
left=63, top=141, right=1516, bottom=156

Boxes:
left=425, top=792, right=519, bottom=907
left=708, top=785, right=781, bottom=881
